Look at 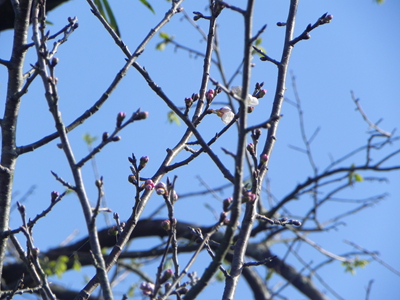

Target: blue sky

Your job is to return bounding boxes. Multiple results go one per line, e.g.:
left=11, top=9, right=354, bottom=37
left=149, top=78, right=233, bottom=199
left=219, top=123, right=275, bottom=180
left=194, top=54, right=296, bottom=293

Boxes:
left=1, top=0, right=399, bottom=299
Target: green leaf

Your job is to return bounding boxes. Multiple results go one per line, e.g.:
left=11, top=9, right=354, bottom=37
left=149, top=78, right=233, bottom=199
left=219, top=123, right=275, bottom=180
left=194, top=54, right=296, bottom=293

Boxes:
left=156, top=41, right=167, bottom=51
left=265, top=270, right=274, bottom=280
left=215, top=269, right=225, bottom=282
left=167, top=111, right=181, bottom=125
left=102, top=0, right=121, bottom=37
left=255, top=37, right=262, bottom=46
left=83, top=133, right=97, bottom=146
left=94, top=0, right=120, bottom=37
left=73, top=255, right=81, bottom=271
left=159, top=32, right=170, bottom=40
left=354, top=173, right=363, bottom=182
left=139, top=0, right=155, bottom=14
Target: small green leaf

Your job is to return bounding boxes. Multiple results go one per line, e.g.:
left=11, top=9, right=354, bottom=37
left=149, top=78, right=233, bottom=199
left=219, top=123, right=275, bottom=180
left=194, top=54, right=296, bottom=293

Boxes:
left=215, top=270, right=225, bottom=282
left=159, top=32, right=170, bottom=40
left=83, top=133, right=97, bottom=146
left=139, top=0, right=155, bottom=14
left=73, top=255, right=81, bottom=271
left=354, top=173, right=363, bottom=182
left=156, top=41, right=167, bottom=51
left=265, top=270, right=274, bottom=280
left=252, top=45, right=267, bottom=57
left=255, top=37, right=262, bottom=46
left=167, top=111, right=180, bottom=125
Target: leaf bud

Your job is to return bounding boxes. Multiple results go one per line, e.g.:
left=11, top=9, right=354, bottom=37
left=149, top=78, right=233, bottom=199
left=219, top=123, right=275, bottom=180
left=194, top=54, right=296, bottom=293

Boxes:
left=102, top=132, right=109, bottom=142
left=51, top=191, right=59, bottom=203
left=112, top=136, right=121, bottom=142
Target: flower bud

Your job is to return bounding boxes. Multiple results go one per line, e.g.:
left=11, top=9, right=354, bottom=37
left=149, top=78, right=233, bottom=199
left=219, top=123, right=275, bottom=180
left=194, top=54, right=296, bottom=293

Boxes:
left=161, top=219, right=171, bottom=231
left=112, top=136, right=121, bottom=142
left=242, top=191, right=256, bottom=203
left=256, top=89, right=267, bottom=99
left=116, top=112, right=126, bottom=127
left=139, top=156, right=149, bottom=170
left=145, top=179, right=155, bottom=190
left=247, top=106, right=254, bottom=113
left=223, top=197, right=232, bottom=212
left=155, top=182, right=168, bottom=195
left=247, top=143, right=255, bottom=155
left=252, top=129, right=262, bottom=141
left=206, top=89, right=215, bottom=103
left=185, top=97, right=193, bottom=107
left=160, top=269, right=174, bottom=284
left=140, top=282, right=155, bottom=296
left=128, top=175, right=137, bottom=185
left=95, top=179, right=103, bottom=188
left=51, top=57, right=59, bottom=67
left=219, top=212, right=227, bottom=223
left=137, top=111, right=149, bottom=120
left=261, top=153, right=269, bottom=164
left=192, top=93, right=200, bottom=101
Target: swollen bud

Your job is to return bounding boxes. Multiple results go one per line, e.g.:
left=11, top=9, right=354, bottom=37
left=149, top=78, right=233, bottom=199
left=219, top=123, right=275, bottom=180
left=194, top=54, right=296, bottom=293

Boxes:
left=137, top=111, right=149, bottom=120
left=139, top=156, right=149, bottom=170
left=161, top=219, right=171, bottom=231
left=160, top=269, right=174, bottom=284
left=116, top=112, right=126, bottom=128
left=51, top=191, right=59, bottom=203
left=260, top=153, right=269, bottom=164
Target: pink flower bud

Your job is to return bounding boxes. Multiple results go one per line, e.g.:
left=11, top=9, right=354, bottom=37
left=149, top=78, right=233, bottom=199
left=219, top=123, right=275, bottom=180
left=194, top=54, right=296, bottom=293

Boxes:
left=155, top=182, right=168, bottom=195
left=206, top=89, right=215, bottom=102
left=185, top=97, right=193, bottom=107
left=242, top=191, right=256, bottom=203
left=139, top=156, right=149, bottom=170
left=137, top=111, right=149, bottom=120
left=247, top=106, right=255, bottom=113
left=247, top=143, right=255, bottom=155
left=161, top=219, right=171, bottom=231
left=261, top=153, right=269, bottom=164
left=116, top=112, right=126, bottom=127
left=145, top=179, right=155, bottom=190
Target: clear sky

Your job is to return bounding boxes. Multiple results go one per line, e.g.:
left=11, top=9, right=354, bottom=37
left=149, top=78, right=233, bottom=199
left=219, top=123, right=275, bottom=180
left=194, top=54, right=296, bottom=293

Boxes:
left=1, top=0, right=399, bottom=299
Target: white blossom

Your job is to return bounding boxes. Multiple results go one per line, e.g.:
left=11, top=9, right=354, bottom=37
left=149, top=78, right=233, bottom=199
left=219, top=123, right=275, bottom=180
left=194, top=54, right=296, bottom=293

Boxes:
left=231, top=86, right=259, bottom=106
